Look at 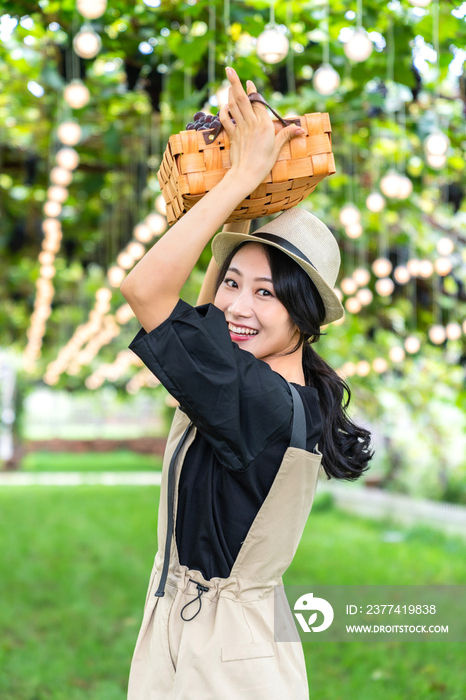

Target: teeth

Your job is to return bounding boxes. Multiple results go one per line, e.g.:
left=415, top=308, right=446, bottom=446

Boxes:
left=228, top=323, right=258, bottom=336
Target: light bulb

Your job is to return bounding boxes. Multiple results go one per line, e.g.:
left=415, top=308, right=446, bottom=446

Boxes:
left=424, top=131, right=449, bottom=156
left=63, top=80, right=90, bottom=109
left=47, top=186, right=68, bottom=203
left=145, top=212, right=167, bottom=235
left=396, top=175, right=413, bottom=200
left=339, top=204, right=361, bottom=227
left=134, top=223, right=153, bottom=243
left=366, top=192, right=385, bottom=212
left=127, top=241, right=146, bottom=260
left=356, top=288, right=373, bottom=305
left=38, top=251, right=55, bottom=266
left=434, top=257, right=452, bottom=276
left=436, top=237, right=454, bottom=256
left=405, top=336, right=420, bottom=354
left=343, top=28, right=373, bottom=63
left=373, top=357, right=388, bottom=373
left=115, top=304, right=135, bottom=324
left=372, top=258, right=393, bottom=278
left=50, top=166, right=73, bottom=186
left=389, top=346, right=405, bottom=363
left=42, top=217, right=61, bottom=234
left=341, top=362, right=356, bottom=377
left=95, top=287, right=112, bottom=303
left=108, top=266, right=126, bottom=287
left=446, top=322, right=462, bottom=340
left=352, top=268, right=371, bottom=287
left=406, top=258, right=420, bottom=276
left=56, top=147, right=79, bottom=170
left=375, top=277, right=394, bottom=296
left=428, top=325, right=446, bottom=344
left=345, top=296, right=362, bottom=313
left=43, top=201, right=62, bottom=218
left=356, top=360, right=370, bottom=376
left=57, top=121, right=82, bottom=146
left=394, top=265, right=411, bottom=284
left=345, top=223, right=363, bottom=238
left=426, top=153, right=446, bottom=169
left=312, top=64, right=340, bottom=95
left=155, top=194, right=167, bottom=215
left=340, top=277, right=358, bottom=295
left=380, top=170, right=401, bottom=198
left=73, top=26, right=102, bottom=59
left=417, top=260, right=434, bottom=278
left=256, top=24, right=289, bottom=64
left=117, top=252, right=135, bottom=270
left=40, top=264, right=56, bottom=279
left=76, top=0, right=107, bottom=19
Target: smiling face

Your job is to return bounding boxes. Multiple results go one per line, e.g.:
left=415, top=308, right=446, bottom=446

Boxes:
left=213, top=242, right=301, bottom=361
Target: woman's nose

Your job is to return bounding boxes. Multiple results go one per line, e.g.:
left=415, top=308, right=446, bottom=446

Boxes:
left=228, top=292, right=253, bottom=318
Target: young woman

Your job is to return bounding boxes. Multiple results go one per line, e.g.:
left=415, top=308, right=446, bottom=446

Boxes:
left=121, top=67, right=373, bottom=700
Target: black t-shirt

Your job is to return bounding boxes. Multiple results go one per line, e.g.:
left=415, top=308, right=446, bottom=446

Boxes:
left=129, top=299, right=323, bottom=581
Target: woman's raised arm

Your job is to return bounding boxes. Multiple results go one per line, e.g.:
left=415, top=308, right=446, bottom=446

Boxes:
left=120, top=67, right=303, bottom=333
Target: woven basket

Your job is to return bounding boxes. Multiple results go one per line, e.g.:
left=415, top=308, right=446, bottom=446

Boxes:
left=157, top=96, right=335, bottom=225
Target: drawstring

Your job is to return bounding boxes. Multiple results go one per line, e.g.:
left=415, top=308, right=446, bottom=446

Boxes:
left=180, top=579, right=209, bottom=621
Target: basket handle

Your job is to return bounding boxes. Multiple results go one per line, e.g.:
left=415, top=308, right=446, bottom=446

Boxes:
left=202, top=91, right=302, bottom=145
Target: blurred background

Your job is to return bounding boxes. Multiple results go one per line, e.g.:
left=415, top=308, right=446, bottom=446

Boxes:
left=0, top=0, right=465, bottom=698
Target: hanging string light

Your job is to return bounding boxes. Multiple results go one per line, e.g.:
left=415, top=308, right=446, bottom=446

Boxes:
left=73, top=25, right=102, bottom=59
left=343, top=0, right=373, bottom=63
left=372, top=257, right=393, bottom=278
left=256, top=0, right=289, bottom=64
left=64, top=80, right=90, bottom=109
left=375, top=277, right=395, bottom=296
left=356, top=288, right=373, bottom=305
left=313, top=0, right=340, bottom=96
left=76, top=0, right=107, bottom=19
left=345, top=297, right=362, bottom=314
left=423, top=1, right=449, bottom=165
left=57, top=121, right=82, bottom=146
left=436, top=237, right=454, bottom=255
left=56, top=147, right=80, bottom=170
left=366, top=192, right=385, bottom=212
left=394, top=265, right=411, bottom=284
left=339, top=204, right=361, bottom=227
left=352, top=268, right=371, bottom=287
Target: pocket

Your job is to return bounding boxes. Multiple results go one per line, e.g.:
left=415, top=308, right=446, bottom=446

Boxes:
left=221, top=642, right=274, bottom=662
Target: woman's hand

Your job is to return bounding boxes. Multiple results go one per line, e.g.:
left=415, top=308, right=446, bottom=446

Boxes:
left=219, top=67, right=304, bottom=190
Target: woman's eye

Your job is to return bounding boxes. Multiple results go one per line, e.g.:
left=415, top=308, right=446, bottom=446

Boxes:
left=224, top=278, right=237, bottom=288
left=258, top=289, right=273, bottom=297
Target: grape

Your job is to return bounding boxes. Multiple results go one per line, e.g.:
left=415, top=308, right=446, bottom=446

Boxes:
left=195, top=123, right=205, bottom=130
left=193, top=111, right=205, bottom=121
left=204, top=114, right=213, bottom=123
left=186, top=122, right=195, bottom=130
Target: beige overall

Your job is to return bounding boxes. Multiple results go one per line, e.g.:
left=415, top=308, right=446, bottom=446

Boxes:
left=127, top=383, right=322, bottom=700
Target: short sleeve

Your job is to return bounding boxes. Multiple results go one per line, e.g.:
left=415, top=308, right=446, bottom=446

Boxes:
left=128, top=299, right=293, bottom=472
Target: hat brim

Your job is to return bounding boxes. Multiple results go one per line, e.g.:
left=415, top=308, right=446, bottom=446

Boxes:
left=211, top=232, right=345, bottom=326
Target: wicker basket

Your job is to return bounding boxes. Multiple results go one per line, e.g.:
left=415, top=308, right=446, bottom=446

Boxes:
left=157, top=100, right=335, bottom=225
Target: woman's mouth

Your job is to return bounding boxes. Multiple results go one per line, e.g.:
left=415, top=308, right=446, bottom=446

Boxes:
left=228, top=322, right=259, bottom=341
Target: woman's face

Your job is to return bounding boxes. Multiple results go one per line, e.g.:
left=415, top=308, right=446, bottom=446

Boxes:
left=214, top=243, right=300, bottom=360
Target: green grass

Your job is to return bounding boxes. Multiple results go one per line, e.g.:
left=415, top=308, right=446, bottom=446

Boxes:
left=21, top=450, right=163, bottom=472
left=0, top=488, right=465, bottom=700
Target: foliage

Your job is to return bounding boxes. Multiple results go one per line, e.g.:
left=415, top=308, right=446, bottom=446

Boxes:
left=0, top=0, right=466, bottom=493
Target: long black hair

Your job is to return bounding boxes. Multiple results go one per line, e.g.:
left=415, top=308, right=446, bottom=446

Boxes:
left=214, top=240, right=374, bottom=481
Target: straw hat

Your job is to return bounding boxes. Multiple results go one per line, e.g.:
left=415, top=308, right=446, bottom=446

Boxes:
left=211, top=208, right=345, bottom=326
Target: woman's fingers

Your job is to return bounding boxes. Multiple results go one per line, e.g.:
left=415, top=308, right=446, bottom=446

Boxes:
left=225, top=67, right=255, bottom=124
left=218, top=103, right=236, bottom=139
left=227, top=86, right=244, bottom=127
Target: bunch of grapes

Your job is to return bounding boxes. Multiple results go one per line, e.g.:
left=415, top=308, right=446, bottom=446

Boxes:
left=185, top=111, right=234, bottom=131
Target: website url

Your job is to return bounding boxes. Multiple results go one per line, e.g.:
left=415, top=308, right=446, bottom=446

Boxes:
left=346, top=624, right=449, bottom=634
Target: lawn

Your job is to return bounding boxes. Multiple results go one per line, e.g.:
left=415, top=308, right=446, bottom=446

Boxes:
left=0, top=487, right=464, bottom=700
left=21, top=450, right=163, bottom=472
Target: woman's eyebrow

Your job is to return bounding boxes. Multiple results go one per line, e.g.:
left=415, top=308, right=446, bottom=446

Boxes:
left=227, top=266, right=273, bottom=283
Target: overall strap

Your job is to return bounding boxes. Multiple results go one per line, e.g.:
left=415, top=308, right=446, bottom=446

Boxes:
left=285, top=381, right=307, bottom=451
left=155, top=420, right=193, bottom=597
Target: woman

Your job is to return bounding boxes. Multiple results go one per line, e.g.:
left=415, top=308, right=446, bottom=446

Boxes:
left=121, top=67, right=373, bottom=700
